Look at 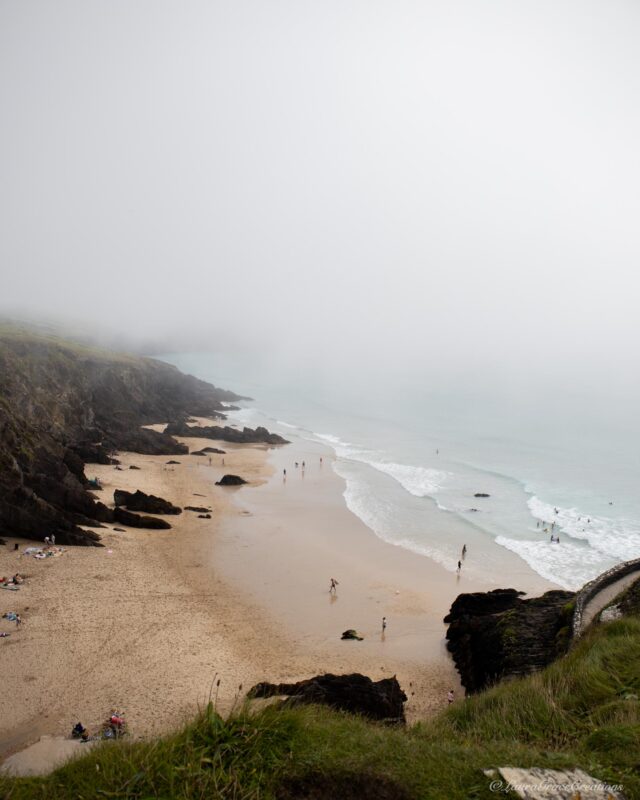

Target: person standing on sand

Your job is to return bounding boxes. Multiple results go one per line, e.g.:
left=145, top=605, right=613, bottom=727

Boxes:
left=329, top=577, right=338, bottom=593
left=44, top=536, right=50, bottom=547
left=447, top=689, right=454, bottom=705
left=51, top=534, right=55, bottom=546
left=283, top=468, right=287, bottom=480
left=15, top=614, right=21, bottom=628
left=208, top=457, right=212, bottom=466
left=457, top=560, right=462, bottom=573
left=461, top=544, right=467, bottom=559
left=382, top=616, right=387, bottom=632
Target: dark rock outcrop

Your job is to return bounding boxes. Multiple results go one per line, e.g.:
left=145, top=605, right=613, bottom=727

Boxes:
left=444, top=588, right=575, bottom=692
left=191, top=447, right=226, bottom=456
left=112, top=507, right=172, bottom=529
left=184, top=506, right=211, bottom=513
left=474, top=493, right=490, bottom=498
left=114, top=489, right=182, bottom=515
left=248, top=674, right=407, bottom=723
left=215, top=474, right=247, bottom=486
left=165, top=420, right=288, bottom=446
left=341, top=629, right=364, bottom=641
left=198, top=514, right=211, bottom=519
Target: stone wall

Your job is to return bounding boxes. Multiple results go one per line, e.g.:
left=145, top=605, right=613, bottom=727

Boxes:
left=571, top=557, right=640, bottom=639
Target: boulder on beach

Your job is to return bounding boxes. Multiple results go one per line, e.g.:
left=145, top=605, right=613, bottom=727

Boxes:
left=166, top=460, right=181, bottom=465
left=247, top=673, right=407, bottom=723
left=474, top=493, right=490, bottom=498
left=113, top=507, right=172, bottom=529
left=198, top=514, right=212, bottom=519
left=341, top=629, right=364, bottom=641
left=191, top=447, right=226, bottom=456
left=114, top=489, right=182, bottom=515
left=185, top=506, right=211, bottom=513
left=215, top=474, right=247, bottom=486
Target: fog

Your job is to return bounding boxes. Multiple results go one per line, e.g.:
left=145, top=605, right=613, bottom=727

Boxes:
left=1, top=1, right=639, bottom=396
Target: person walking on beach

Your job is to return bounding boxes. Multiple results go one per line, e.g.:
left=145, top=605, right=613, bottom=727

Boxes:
left=382, top=616, right=387, bottom=632
left=447, top=689, right=454, bottom=705
left=51, top=534, right=55, bottom=546
left=457, top=560, right=462, bottom=573
left=329, top=577, right=338, bottom=593
left=461, top=544, right=467, bottom=559
left=208, top=456, right=212, bottom=466
left=283, top=468, right=287, bottom=480
left=15, top=614, right=21, bottom=628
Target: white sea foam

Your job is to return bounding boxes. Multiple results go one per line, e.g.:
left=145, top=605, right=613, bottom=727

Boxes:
left=367, top=461, right=448, bottom=497
left=528, top=496, right=640, bottom=562
left=496, top=536, right=615, bottom=590
left=334, top=461, right=456, bottom=570
left=313, top=431, right=448, bottom=497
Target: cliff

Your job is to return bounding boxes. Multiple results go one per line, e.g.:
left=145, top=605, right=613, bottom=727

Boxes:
left=444, top=588, right=575, bottom=692
left=0, top=325, right=250, bottom=546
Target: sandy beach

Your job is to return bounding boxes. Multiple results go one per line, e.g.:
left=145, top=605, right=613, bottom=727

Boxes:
left=0, top=418, right=555, bottom=765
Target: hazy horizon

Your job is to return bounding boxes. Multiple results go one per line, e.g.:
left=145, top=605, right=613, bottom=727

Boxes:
left=2, top=1, right=639, bottom=398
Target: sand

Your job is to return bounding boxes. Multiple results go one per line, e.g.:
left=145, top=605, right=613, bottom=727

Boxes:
left=0, top=418, right=555, bottom=770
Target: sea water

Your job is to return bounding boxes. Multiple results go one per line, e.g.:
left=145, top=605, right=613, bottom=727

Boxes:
left=157, top=352, right=640, bottom=591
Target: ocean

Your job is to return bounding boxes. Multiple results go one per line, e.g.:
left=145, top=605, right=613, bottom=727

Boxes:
left=158, top=351, right=640, bottom=591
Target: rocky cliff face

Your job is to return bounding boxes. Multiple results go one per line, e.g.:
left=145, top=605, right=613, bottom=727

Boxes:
left=444, top=588, right=575, bottom=692
left=164, top=419, right=289, bottom=445
left=0, top=328, right=247, bottom=546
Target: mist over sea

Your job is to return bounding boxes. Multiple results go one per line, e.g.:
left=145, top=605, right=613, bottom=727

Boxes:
left=159, top=352, right=640, bottom=591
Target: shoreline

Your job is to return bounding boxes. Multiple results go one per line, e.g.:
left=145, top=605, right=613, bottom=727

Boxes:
left=0, top=417, right=555, bottom=770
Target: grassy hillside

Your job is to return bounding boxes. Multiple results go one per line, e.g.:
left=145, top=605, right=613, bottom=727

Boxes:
left=2, top=616, right=637, bottom=800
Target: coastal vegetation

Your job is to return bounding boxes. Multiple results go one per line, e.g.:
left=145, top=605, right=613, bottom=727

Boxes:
left=2, top=616, right=637, bottom=799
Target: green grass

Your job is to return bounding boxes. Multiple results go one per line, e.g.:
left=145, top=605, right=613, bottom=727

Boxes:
left=2, top=618, right=639, bottom=800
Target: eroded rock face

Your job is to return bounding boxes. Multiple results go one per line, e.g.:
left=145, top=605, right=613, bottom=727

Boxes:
left=114, top=489, right=182, bottom=515
left=165, top=420, right=289, bottom=446
left=248, top=674, right=407, bottom=724
left=444, top=588, right=575, bottom=692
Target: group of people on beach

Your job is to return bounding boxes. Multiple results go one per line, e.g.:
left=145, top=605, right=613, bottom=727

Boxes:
left=71, top=710, right=127, bottom=743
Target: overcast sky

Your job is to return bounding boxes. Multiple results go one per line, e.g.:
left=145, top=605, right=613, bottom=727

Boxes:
left=1, top=1, right=639, bottom=388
